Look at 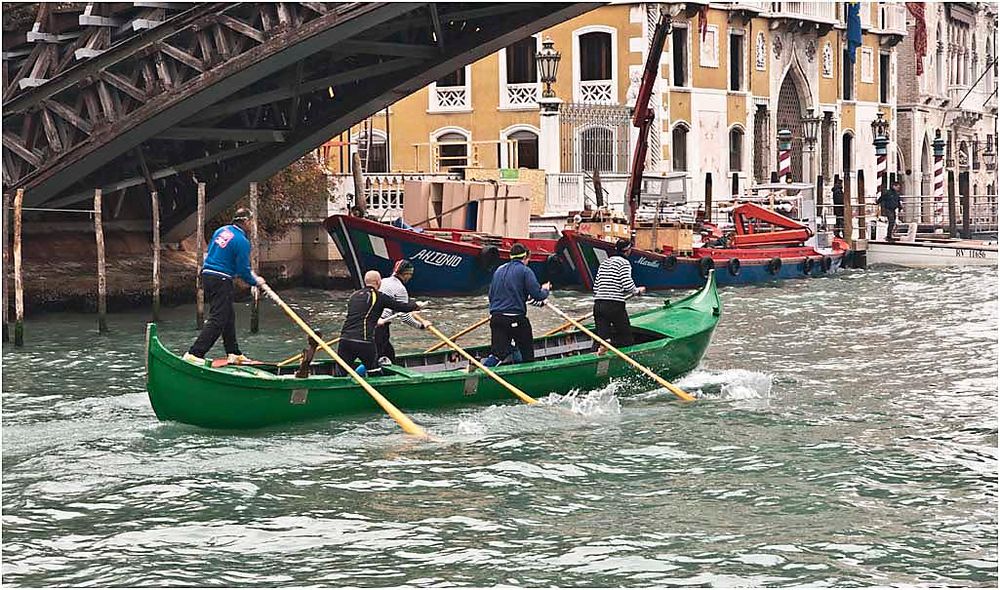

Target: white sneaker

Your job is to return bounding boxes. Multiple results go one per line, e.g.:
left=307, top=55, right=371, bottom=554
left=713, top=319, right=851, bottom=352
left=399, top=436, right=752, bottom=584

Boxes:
left=182, top=352, right=206, bottom=366
left=378, top=356, right=393, bottom=367
left=227, top=354, right=253, bottom=365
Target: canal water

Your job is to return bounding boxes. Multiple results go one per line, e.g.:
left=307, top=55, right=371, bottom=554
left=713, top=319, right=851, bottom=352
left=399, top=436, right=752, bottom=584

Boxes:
left=2, top=267, right=997, bottom=587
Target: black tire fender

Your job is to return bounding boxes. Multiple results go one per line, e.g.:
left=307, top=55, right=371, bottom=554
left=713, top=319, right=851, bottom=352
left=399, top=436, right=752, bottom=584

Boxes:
left=478, top=245, right=501, bottom=271
left=698, top=256, right=715, bottom=278
left=766, top=257, right=782, bottom=275
left=727, top=258, right=741, bottom=276
left=822, top=256, right=833, bottom=272
left=803, top=257, right=815, bottom=275
left=661, top=255, right=678, bottom=272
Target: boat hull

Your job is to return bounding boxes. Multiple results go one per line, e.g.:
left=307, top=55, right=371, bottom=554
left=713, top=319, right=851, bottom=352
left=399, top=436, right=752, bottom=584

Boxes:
left=563, top=230, right=847, bottom=290
left=146, top=274, right=721, bottom=429
left=866, top=239, right=998, bottom=267
left=324, top=214, right=577, bottom=295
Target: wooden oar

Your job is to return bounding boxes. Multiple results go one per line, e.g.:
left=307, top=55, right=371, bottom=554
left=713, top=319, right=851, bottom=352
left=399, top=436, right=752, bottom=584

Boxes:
left=543, top=300, right=695, bottom=402
left=413, top=313, right=537, bottom=405
left=277, top=311, right=407, bottom=367
left=259, top=283, right=429, bottom=437
left=542, top=293, right=636, bottom=337
left=424, top=315, right=490, bottom=353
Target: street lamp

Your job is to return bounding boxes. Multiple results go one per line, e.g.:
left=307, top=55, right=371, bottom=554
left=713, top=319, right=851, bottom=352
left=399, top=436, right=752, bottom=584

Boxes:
left=535, top=37, right=561, bottom=99
left=801, top=109, right=821, bottom=149
left=870, top=112, right=890, bottom=145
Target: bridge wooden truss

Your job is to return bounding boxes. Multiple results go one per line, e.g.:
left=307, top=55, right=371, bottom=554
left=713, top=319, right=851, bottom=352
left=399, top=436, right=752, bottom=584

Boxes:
left=2, top=2, right=595, bottom=239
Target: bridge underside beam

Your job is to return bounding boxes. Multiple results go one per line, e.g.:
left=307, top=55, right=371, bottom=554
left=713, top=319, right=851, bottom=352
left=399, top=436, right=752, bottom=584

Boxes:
left=1, top=2, right=600, bottom=240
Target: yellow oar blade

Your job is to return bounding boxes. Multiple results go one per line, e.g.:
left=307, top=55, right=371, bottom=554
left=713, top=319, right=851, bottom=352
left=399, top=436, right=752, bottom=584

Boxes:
left=544, top=301, right=695, bottom=402
left=260, top=284, right=430, bottom=437
left=416, top=314, right=537, bottom=405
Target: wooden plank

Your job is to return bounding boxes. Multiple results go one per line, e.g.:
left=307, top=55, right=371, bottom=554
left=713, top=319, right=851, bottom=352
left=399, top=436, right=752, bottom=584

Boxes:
left=211, top=22, right=232, bottom=60
left=43, top=98, right=94, bottom=133
left=249, top=181, right=260, bottom=333
left=1, top=131, right=43, bottom=167
left=40, top=107, right=64, bottom=153
left=2, top=191, right=9, bottom=342
left=94, top=189, right=108, bottom=333
left=96, top=79, right=117, bottom=120
left=218, top=14, right=265, bottom=43
left=153, top=53, right=173, bottom=88
left=301, top=3, right=328, bottom=15
left=13, top=188, right=24, bottom=346
left=100, top=69, right=146, bottom=101
left=158, top=40, right=205, bottom=72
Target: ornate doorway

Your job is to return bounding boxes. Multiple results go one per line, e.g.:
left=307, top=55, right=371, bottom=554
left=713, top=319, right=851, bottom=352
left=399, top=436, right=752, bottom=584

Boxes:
left=776, top=74, right=804, bottom=182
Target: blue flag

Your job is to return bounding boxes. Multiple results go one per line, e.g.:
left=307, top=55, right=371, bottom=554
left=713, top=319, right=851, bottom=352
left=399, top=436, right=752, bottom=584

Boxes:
left=847, top=2, right=862, bottom=63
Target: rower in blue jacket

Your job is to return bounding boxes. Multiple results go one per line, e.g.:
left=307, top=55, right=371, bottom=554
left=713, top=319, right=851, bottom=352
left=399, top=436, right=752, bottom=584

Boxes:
left=484, top=243, right=551, bottom=366
left=183, top=208, right=266, bottom=365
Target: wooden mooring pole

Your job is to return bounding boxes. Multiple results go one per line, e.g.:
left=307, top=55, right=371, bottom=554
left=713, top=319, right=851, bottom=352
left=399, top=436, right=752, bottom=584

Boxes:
left=704, top=172, right=713, bottom=223
left=151, top=190, right=161, bottom=322
left=196, top=182, right=205, bottom=329
left=959, top=171, right=971, bottom=239
left=95, top=189, right=108, bottom=334
left=843, top=173, right=854, bottom=247
left=947, top=170, right=958, bottom=238
left=351, top=152, right=366, bottom=216
left=249, top=182, right=260, bottom=334
left=815, top=174, right=825, bottom=231
left=855, top=170, right=867, bottom=269
left=3, top=191, right=9, bottom=342
left=13, top=188, right=24, bottom=346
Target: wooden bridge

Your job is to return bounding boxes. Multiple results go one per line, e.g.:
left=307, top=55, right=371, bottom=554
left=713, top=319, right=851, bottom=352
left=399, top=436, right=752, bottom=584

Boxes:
left=2, top=2, right=595, bottom=240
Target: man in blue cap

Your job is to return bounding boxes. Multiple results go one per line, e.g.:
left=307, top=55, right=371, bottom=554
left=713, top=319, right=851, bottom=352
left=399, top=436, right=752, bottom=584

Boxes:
left=484, top=243, right=551, bottom=366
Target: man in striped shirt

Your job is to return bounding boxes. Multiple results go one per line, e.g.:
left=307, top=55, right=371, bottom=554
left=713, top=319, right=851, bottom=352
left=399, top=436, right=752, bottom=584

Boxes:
left=593, top=239, right=645, bottom=347
left=374, top=259, right=428, bottom=364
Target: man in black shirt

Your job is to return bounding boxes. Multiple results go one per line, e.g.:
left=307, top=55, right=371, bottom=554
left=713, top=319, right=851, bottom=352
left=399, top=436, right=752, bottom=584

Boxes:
left=876, top=180, right=903, bottom=241
left=831, top=177, right=845, bottom=237
left=337, top=270, right=423, bottom=376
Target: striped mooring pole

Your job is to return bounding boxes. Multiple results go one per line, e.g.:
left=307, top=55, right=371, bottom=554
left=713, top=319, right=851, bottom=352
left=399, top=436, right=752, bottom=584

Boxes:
left=932, top=130, right=946, bottom=224
left=777, top=129, right=793, bottom=184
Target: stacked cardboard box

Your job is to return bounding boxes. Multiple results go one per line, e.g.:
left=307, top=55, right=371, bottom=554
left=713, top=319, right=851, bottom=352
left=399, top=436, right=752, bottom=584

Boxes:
left=401, top=180, right=531, bottom=237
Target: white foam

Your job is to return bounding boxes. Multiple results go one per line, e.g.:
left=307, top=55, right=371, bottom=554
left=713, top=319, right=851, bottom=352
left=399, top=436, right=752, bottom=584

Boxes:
left=675, top=368, right=773, bottom=400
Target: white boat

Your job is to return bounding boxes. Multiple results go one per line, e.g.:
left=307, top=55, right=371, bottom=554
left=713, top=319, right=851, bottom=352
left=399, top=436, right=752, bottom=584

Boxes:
left=865, top=221, right=997, bottom=267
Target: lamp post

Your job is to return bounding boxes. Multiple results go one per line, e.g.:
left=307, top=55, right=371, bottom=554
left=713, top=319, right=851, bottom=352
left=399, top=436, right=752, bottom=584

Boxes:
left=536, top=37, right=561, bottom=99
left=777, top=129, right=793, bottom=184
left=932, top=129, right=946, bottom=224
left=871, top=112, right=890, bottom=195
left=801, top=108, right=821, bottom=184
left=536, top=37, right=563, bottom=175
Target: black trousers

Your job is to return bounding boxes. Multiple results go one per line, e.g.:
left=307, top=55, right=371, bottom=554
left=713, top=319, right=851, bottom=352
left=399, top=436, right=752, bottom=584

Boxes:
left=189, top=274, right=240, bottom=358
left=833, top=204, right=845, bottom=236
left=335, top=338, right=379, bottom=376
left=490, top=314, right=534, bottom=363
left=374, top=324, right=396, bottom=363
left=883, top=207, right=897, bottom=240
left=594, top=299, right=634, bottom=347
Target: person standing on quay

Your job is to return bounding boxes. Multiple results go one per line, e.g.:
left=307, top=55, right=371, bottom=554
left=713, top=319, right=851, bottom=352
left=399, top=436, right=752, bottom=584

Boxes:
left=876, top=180, right=903, bottom=241
left=832, top=176, right=845, bottom=237
left=184, top=208, right=265, bottom=365
left=592, top=238, right=645, bottom=348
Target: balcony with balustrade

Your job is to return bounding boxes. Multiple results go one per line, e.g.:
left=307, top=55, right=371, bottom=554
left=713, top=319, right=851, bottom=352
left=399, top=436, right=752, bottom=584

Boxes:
left=767, top=2, right=838, bottom=25
left=578, top=79, right=615, bottom=105
left=500, top=82, right=539, bottom=111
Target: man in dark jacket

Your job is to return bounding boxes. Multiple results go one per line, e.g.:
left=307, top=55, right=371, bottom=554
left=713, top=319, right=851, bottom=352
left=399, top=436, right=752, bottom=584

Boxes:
left=831, top=176, right=845, bottom=237
left=184, top=208, right=265, bottom=365
left=876, top=180, right=903, bottom=241
left=484, top=243, right=551, bottom=366
left=337, top=270, right=423, bottom=376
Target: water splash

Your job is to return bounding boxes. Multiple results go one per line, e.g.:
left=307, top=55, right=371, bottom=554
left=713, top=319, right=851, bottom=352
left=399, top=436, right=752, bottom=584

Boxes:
left=675, top=368, right=774, bottom=400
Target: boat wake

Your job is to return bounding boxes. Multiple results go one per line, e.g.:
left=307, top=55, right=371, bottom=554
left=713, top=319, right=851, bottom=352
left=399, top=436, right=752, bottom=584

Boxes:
left=674, top=368, right=774, bottom=400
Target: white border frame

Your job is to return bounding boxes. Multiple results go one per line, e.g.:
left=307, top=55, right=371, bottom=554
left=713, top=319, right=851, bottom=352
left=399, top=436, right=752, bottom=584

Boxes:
left=860, top=46, right=874, bottom=84
left=728, top=124, right=746, bottom=173
left=700, top=24, right=720, bottom=68
left=670, top=121, right=691, bottom=172
left=429, top=126, right=472, bottom=171
left=572, top=25, right=619, bottom=104
left=671, top=22, right=693, bottom=87
left=727, top=27, right=746, bottom=91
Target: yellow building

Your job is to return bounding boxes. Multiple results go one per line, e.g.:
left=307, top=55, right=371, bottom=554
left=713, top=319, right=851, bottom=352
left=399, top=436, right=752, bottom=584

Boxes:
left=320, top=2, right=908, bottom=214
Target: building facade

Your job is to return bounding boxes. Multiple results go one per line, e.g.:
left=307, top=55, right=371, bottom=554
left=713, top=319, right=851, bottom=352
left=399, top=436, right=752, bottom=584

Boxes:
left=320, top=2, right=914, bottom=214
left=896, top=2, right=997, bottom=200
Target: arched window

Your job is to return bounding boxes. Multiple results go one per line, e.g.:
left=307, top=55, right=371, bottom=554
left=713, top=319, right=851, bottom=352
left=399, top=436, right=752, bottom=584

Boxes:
left=672, top=124, right=689, bottom=172
left=842, top=132, right=854, bottom=174
left=434, top=130, right=469, bottom=172
left=729, top=127, right=744, bottom=172
left=505, top=129, right=539, bottom=169
left=579, top=126, right=615, bottom=172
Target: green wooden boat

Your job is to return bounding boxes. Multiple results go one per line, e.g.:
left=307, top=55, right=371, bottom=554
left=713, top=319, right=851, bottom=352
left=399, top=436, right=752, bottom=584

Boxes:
left=145, top=271, right=722, bottom=429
